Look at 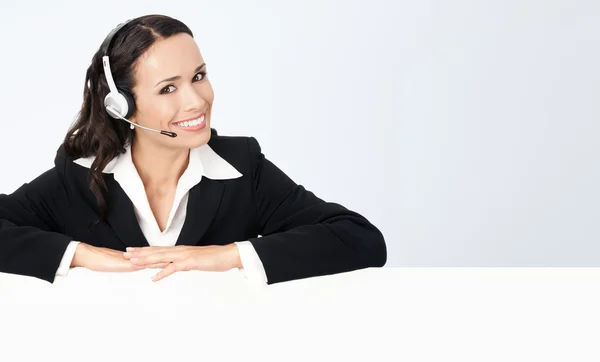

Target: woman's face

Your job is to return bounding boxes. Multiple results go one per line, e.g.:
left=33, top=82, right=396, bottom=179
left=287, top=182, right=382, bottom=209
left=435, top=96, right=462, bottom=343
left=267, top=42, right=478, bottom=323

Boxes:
left=130, top=33, right=214, bottom=149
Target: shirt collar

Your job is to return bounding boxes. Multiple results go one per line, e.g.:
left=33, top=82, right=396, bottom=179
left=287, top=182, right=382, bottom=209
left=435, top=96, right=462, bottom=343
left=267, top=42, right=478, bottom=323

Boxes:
left=72, top=142, right=243, bottom=183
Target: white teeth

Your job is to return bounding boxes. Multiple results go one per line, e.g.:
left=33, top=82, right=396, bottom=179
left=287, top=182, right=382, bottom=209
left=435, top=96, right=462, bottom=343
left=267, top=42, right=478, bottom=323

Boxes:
left=176, top=115, right=205, bottom=127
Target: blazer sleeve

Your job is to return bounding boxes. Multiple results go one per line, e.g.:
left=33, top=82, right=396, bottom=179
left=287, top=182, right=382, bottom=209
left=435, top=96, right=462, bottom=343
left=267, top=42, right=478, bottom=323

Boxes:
left=246, top=137, right=387, bottom=284
left=0, top=168, right=73, bottom=283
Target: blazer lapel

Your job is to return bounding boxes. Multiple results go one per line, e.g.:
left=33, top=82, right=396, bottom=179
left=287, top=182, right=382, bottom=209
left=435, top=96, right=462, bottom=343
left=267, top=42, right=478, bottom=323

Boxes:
left=176, top=178, right=225, bottom=246
left=105, top=177, right=150, bottom=248
left=73, top=142, right=239, bottom=249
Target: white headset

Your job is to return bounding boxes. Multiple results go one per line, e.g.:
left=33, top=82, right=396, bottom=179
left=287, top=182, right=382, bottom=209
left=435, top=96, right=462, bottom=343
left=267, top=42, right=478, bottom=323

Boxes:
left=95, top=18, right=177, bottom=138
left=100, top=19, right=136, bottom=119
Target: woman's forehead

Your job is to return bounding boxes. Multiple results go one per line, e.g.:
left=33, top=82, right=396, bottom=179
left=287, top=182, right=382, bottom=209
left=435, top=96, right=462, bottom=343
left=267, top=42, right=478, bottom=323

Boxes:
left=134, top=34, right=204, bottom=86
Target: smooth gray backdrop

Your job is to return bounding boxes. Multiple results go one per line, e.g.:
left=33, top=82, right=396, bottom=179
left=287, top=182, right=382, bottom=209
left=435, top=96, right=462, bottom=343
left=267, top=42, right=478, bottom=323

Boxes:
left=0, top=0, right=598, bottom=267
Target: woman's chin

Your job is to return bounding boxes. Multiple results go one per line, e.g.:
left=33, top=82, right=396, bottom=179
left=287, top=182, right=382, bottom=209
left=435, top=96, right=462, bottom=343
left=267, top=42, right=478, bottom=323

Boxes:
left=177, top=125, right=212, bottom=148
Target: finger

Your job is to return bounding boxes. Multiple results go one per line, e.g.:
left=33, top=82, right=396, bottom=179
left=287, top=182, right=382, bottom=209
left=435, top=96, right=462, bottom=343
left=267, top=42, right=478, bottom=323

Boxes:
left=151, top=263, right=180, bottom=282
left=124, top=246, right=168, bottom=257
left=124, top=246, right=192, bottom=257
left=130, top=251, right=185, bottom=265
left=133, top=262, right=171, bottom=270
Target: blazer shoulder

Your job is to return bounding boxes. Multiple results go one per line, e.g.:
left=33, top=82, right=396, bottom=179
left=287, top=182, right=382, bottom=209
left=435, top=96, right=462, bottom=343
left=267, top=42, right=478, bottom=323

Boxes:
left=209, top=129, right=262, bottom=153
left=207, top=131, right=262, bottom=172
left=5, top=164, right=70, bottom=209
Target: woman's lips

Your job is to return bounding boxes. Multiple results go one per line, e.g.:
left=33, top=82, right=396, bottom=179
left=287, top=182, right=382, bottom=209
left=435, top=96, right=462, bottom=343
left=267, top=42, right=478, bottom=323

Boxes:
left=171, top=114, right=206, bottom=132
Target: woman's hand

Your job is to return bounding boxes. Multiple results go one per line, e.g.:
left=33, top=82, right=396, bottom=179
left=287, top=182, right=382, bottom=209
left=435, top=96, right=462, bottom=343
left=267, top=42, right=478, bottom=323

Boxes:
left=122, top=244, right=242, bottom=281
left=71, top=243, right=170, bottom=272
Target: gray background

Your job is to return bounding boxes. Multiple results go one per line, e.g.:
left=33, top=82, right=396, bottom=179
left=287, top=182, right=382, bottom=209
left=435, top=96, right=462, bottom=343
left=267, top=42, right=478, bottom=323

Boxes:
left=0, top=0, right=598, bottom=267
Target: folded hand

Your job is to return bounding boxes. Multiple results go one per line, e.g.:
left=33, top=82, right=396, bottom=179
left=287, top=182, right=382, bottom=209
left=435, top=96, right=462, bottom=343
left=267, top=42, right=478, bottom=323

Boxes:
left=122, top=244, right=241, bottom=282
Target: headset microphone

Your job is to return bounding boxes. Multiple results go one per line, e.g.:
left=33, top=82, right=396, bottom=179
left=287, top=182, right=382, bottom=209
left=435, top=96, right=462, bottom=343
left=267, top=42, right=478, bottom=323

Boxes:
left=99, top=19, right=176, bottom=139
left=106, top=106, right=177, bottom=138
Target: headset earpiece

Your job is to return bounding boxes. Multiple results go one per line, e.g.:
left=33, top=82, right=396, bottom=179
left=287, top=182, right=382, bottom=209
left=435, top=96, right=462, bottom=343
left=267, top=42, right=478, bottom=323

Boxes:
left=104, top=88, right=135, bottom=119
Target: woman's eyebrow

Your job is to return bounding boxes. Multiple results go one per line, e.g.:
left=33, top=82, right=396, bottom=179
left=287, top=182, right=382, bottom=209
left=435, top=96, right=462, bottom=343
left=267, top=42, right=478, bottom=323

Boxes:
left=154, top=63, right=206, bottom=87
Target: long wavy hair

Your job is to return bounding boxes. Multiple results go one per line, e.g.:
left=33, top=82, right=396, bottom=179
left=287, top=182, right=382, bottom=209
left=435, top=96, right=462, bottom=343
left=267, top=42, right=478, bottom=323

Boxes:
left=63, top=14, right=198, bottom=222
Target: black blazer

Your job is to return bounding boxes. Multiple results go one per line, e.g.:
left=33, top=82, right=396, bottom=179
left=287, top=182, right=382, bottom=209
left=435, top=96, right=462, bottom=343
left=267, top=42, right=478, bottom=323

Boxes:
left=0, top=132, right=386, bottom=284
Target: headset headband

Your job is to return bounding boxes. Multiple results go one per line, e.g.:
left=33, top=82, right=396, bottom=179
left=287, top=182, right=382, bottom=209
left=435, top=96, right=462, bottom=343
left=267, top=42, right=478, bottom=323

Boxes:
left=101, top=19, right=134, bottom=56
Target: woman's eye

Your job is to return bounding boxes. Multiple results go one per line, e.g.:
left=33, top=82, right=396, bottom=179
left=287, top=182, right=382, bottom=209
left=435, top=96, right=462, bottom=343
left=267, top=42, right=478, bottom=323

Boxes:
left=160, top=72, right=206, bottom=94
left=194, top=71, right=207, bottom=82
left=160, top=85, right=176, bottom=94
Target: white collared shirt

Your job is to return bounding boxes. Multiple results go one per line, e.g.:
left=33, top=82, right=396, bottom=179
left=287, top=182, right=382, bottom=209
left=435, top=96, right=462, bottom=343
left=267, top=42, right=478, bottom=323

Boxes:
left=55, top=143, right=268, bottom=286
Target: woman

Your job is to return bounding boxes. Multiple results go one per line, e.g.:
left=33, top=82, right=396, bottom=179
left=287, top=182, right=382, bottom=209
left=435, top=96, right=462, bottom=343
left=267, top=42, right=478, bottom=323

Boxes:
left=0, top=14, right=386, bottom=285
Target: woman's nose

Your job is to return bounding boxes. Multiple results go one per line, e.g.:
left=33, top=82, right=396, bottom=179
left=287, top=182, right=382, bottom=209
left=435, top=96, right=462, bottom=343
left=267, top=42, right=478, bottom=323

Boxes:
left=181, top=86, right=205, bottom=112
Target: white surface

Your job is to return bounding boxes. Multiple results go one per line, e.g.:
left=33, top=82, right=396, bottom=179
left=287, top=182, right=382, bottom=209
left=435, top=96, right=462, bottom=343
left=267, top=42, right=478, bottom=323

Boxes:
left=0, top=0, right=599, bottom=268
left=1, top=267, right=599, bottom=361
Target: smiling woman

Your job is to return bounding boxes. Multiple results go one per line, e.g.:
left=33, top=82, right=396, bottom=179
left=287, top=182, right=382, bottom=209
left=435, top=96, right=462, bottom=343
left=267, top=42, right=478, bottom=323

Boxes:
left=0, top=14, right=387, bottom=285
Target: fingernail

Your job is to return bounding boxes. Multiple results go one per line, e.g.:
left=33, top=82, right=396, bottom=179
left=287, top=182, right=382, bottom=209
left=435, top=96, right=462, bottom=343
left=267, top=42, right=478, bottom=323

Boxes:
left=126, top=247, right=134, bottom=251
left=123, top=252, right=130, bottom=257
